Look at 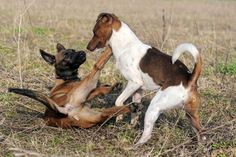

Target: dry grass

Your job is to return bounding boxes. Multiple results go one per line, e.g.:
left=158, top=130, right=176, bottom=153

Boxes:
left=0, top=0, right=236, bottom=156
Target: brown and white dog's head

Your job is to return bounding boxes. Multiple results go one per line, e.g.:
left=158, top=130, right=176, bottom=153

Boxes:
left=87, top=13, right=121, bottom=51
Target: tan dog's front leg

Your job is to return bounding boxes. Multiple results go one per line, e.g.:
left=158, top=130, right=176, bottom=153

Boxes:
left=88, top=46, right=112, bottom=79
left=71, top=46, right=113, bottom=104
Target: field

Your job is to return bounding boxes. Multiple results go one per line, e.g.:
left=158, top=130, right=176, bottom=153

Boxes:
left=0, top=0, right=236, bottom=156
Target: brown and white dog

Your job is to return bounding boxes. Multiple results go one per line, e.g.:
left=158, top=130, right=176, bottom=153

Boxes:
left=9, top=43, right=130, bottom=128
left=87, top=13, right=203, bottom=146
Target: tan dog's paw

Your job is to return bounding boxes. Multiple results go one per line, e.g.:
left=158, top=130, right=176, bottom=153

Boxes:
left=116, top=114, right=124, bottom=122
left=130, top=113, right=140, bottom=128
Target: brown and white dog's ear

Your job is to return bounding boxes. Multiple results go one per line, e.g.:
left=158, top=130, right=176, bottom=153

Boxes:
left=56, top=43, right=66, bottom=52
left=97, top=13, right=118, bottom=25
left=40, top=49, right=56, bottom=65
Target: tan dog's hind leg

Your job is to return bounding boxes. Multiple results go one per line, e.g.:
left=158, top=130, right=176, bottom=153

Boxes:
left=44, top=105, right=130, bottom=128
left=69, top=106, right=130, bottom=128
left=87, top=83, right=122, bottom=100
left=87, top=85, right=114, bottom=100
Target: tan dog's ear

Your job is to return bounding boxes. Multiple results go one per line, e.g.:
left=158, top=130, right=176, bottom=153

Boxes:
left=40, top=49, right=56, bottom=65
left=56, top=43, right=66, bottom=52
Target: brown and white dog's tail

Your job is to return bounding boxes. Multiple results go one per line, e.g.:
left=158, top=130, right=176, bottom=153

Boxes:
left=8, top=88, right=60, bottom=113
left=172, top=43, right=202, bottom=88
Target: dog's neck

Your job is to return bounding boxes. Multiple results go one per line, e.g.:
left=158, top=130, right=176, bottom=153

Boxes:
left=55, top=69, right=80, bottom=84
left=109, top=22, right=142, bottom=59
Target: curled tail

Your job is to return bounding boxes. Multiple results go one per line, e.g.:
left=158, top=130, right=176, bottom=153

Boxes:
left=172, top=43, right=202, bottom=88
left=8, top=88, right=59, bottom=112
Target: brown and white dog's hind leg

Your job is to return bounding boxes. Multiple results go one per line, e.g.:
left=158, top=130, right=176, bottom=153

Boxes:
left=184, top=90, right=204, bottom=141
left=134, top=84, right=188, bottom=147
left=134, top=91, right=162, bottom=147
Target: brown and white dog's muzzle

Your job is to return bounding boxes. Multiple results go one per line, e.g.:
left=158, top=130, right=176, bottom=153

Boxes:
left=87, top=37, right=107, bottom=51
left=87, top=37, right=99, bottom=51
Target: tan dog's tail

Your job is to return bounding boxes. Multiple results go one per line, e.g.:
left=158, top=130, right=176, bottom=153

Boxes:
left=172, top=43, right=202, bottom=88
left=101, top=106, right=130, bottom=119
left=8, top=88, right=60, bottom=113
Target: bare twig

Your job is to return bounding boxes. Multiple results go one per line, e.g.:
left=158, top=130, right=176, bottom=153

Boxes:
left=23, top=0, right=34, bottom=29
left=16, top=14, right=23, bottom=88
left=161, top=9, right=167, bottom=43
left=160, top=9, right=173, bottom=51
left=15, top=0, right=36, bottom=88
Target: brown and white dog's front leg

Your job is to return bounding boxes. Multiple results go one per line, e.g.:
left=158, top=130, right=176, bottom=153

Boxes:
left=115, top=81, right=141, bottom=121
left=130, top=89, right=144, bottom=126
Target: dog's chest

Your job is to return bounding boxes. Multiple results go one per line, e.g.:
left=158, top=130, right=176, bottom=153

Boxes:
left=116, top=54, right=141, bottom=83
left=115, top=46, right=160, bottom=90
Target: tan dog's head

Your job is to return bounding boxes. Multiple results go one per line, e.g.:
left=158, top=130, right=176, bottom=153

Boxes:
left=87, top=13, right=121, bottom=51
left=40, top=43, right=86, bottom=80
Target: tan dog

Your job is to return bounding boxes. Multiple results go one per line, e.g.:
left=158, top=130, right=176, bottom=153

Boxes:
left=87, top=13, right=203, bottom=146
left=9, top=43, right=130, bottom=128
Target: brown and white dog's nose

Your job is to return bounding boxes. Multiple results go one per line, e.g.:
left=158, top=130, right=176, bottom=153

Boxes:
left=86, top=41, right=94, bottom=51
left=87, top=39, right=98, bottom=51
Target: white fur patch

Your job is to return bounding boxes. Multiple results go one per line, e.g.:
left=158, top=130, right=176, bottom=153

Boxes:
left=140, top=72, right=160, bottom=90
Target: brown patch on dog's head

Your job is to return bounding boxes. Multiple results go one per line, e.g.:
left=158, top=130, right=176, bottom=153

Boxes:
left=87, top=13, right=121, bottom=51
left=40, top=43, right=86, bottom=80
